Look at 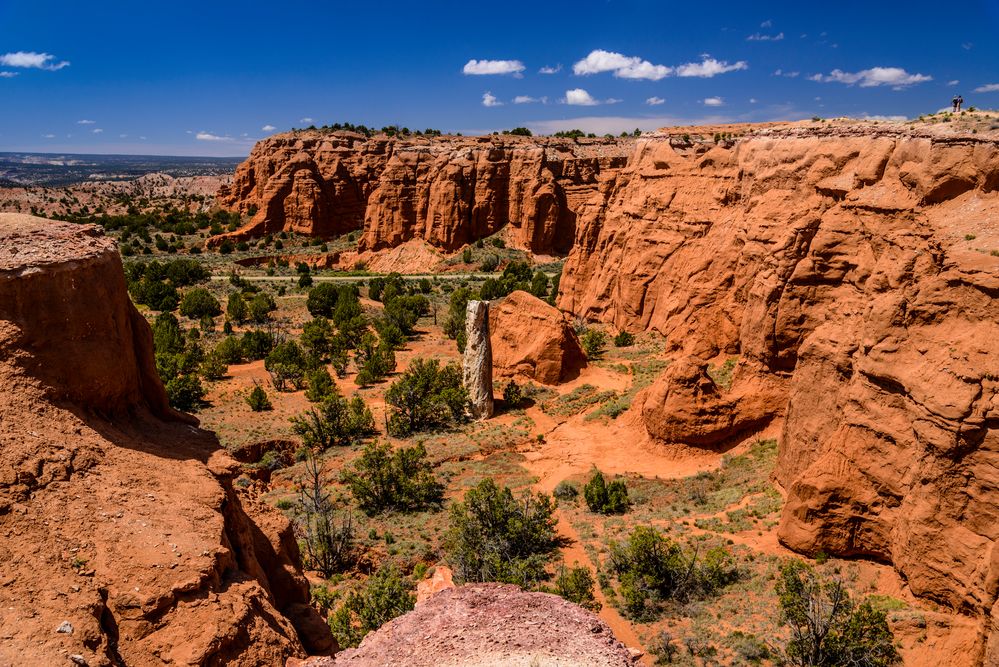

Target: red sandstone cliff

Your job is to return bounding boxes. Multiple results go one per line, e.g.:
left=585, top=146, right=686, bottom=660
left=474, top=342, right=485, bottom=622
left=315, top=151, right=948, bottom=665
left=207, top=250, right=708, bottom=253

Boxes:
left=214, top=132, right=627, bottom=254
left=0, top=215, right=331, bottom=665
left=557, top=120, right=999, bottom=663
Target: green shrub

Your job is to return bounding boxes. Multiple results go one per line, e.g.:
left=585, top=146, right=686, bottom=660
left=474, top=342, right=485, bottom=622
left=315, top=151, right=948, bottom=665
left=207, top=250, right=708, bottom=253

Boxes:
left=461, top=247, right=473, bottom=263
left=305, top=367, right=336, bottom=402
left=554, top=563, right=601, bottom=611
left=776, top=561, right=899, bottom=667
left=553, top=480, right=579, bottom=502
left=264, top=341, right=308, bottom=391
left=384, top=358, right=468, bottom=435
left=226, top=292, right=248, bottom=323
left=608, top=526, right=738, bottom=621
left=583, top=470, right=629, bottom=514
left=341, top=441, right=444, bottom=515
left=241, top=329, right=274, bottom=360
left=246, top=384, right=272, bottom=411
left=307, top=283, right=359, bottom=318
left=353, top=332, right=397, bottom=385
left=581, top=329, right=607, bottom=358
left=479, top=254, right=499, bottom=272
left=248, top=292, right=277, bottom=323
left=300, top=317, right=334, bottom=360
left=293, top=451, right=354, bottom=578
left=199, top=350, right=228, bottom=381
left=502, top=380, right=524, bottom=408
left=613, top=331, right=635, bottom=347
left=445, top=478, right=565, bottom=588
left=442, top=287, right=473, bottom=352
left=290, top=390, right=374, bottom=449
left=178, top=287, right=221, bottom=319
left=329, top=564, right=415, bottom=649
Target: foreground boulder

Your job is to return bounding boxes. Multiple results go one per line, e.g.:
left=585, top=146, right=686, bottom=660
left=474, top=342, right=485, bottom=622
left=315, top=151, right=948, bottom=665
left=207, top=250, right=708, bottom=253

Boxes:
left=0, top=215, right=330, bottom=665
left=328, top=583, right=636, bottom=666
left=488, top=290, right=586, bottom=385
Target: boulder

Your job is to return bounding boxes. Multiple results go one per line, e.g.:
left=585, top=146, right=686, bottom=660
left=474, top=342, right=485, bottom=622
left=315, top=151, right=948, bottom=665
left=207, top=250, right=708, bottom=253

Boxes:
left=462, top=300, right=494, bottom=419
left=488, top=290, right=586, bottom=385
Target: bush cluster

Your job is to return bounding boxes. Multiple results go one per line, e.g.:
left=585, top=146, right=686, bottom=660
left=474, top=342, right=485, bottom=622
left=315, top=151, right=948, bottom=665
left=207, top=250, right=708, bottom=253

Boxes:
left=583, top=470, right=629, bottom=514
left=384, top=358, right=468, bottom=436
left=341, top=441, right=444, bottom=515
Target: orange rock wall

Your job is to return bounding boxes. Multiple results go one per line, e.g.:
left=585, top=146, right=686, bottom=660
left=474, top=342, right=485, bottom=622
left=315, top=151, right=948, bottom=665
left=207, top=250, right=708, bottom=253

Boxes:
left=215, top=133, right=627, bottom=254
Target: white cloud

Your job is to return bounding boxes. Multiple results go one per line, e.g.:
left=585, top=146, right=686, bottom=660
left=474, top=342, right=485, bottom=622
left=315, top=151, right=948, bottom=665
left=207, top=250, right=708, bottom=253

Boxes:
left=773, top=69, right=800, bottom=78
left=564, top=88, right=600, bottom=105
left=761, top=19, right=773, bottom=28
left=0, top=51, right=69, bottom=70
left=573, top=49, right=672, bottom=80
left=811, top=67, right=932, bottom=89
left=77, top=119, right=96, bottom=125
left=974, top=83, right=999, bottom=93
left=0, top=71, right=17, bottom=78
left=262, top=124, right=277, bottom=131
left=747, top=32, right=784, bottom=41
left=299, top=117, right=314, bottom=123
left=92, top=128, right=103, bottom=134
left=196, top=131, right=233, bottom=142
left=539, top=64, right=561, bottom=74
left=749, top=98, right=758, bottom=103
left=513, top=95, right=539, bottom=104
left=676, top=57, right=748, bottom=78
left=482, top=91, right=503, bottom=107
left=947, top=80, right=960, bottom=87
left=139, top=136, right=147, bottom=140
left=962, top=42, right=973, bottom=50
left=703, top=97, right=724, bottom=106
left=119, top=134, right=128, bottom=138
left=42, top=133, right=55, bottom=139
left=463, top=59, right=525, bottom=76
left=646, top=96, right=665, bottom=106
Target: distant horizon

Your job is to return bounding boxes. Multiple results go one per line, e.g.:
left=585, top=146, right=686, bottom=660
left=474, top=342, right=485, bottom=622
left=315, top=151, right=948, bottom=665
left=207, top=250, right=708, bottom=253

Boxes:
left=3, top=0, right=998, bottom=156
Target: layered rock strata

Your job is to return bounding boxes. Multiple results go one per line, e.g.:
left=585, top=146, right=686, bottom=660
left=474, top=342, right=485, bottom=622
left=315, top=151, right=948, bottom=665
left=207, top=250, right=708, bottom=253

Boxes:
left=463, top=300, right=493, bottom=419
left=556, top=123, right=999, bottom=662
left=0, top=215, right=330, bottom=665
left=213, top=132, right=628, bottom=254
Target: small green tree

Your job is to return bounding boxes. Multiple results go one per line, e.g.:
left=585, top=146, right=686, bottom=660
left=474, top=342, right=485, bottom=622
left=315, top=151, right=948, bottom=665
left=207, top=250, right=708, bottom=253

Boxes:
left=340, top=441, right=444, bottom=515
left=165, top=374, right=205, bottom=412
left=199, top=350, right=228, bottom=381
left=305, top=367, right=336, bottom=402
left=384, top=358, right=468, bottom=436
left=329, top=564, right=415, bottom=649
left=442, top=287, right=473, bottom=352
left=776, top=561, right=900, bottom=667
left=179, top=287, right=222, bottom=319
left=502, top=380, right=524, bottom=408
left=240, top=329, right=274, bottom=360
left=246, top=383, right=272, bottom=411
left=290, top=390, right=374, bottom=449
left=248, top=292, right=277, bottom=323
left=265, top=341, right=308, bottom=391
left=445, top=478, right=566, bottom=588
left=584, top=470, right=629, bottom=514
left=293, top=451, right=354, bottom=578
left=613, top=331, right=635, bottom=347
left=300, top=317, right=334, bottom=360
left=554, top=563, right=601, bottom=611
left=581, top=329, right=607, bottom=358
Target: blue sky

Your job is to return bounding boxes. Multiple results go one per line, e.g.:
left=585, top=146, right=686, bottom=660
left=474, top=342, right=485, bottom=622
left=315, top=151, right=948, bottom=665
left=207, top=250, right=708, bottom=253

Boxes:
left=1, top=0, right=997, bottom=156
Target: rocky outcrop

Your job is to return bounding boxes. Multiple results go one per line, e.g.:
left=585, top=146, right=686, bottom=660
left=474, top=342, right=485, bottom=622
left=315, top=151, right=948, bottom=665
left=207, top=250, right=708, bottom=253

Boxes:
left=488, top=290, right=586, bottom=385
left=463, top=300, right=493, bottom=419
left=556, top=122, right=999, bottom=659
left=328, top=583, right=637, bottom=666
left=213, top=132, right=628, bottom=254
left=0, top=215, right=330, bottom=665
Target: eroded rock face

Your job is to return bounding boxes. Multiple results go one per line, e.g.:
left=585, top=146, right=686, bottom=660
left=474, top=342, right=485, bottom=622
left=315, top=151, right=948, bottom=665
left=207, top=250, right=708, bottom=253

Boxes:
left=0, top=215, right=329, bottom=665
left=488, top=290, right=586, bottom=385
left=463, top=300, right=494, bottom=419
left=213, top=132, right=628, bottom=254
left=556, top=124, right=999, bottom=658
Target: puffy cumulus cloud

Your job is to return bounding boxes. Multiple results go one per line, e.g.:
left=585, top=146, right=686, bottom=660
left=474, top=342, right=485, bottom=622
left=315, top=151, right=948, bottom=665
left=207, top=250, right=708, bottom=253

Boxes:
left=564, top=88, right=600, bottom=105
left=463, top=59, right=525, bottom=76
left=974, top=83, right=999, bottom=93
left=482, top=91, right=503, bottom=107
left=747, top=32, right=784, bottom=41
left=0, top=51, right=69, bottom=70
left=703, top=97, right=724, bottom=106
left=676, top=57, right=748, bottom=78
left=573, top=49, right=672, bottom=80
left=810, top=67, right=932, bottom=89
left=77, top=119, right=96, bottom=124
left=646, top=96, right=665, bottom=106
left=262, top=124, right=277, bottom=131
left=196, top=131, right=233, bottom=142
left=0, top=71, right=17, bottom=78
left=539, top=64, right=561, bottom=74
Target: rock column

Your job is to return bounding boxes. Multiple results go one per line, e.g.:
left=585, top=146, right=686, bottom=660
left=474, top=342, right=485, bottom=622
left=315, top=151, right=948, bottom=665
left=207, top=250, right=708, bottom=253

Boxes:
left=463, top=300, right=494, bottom=419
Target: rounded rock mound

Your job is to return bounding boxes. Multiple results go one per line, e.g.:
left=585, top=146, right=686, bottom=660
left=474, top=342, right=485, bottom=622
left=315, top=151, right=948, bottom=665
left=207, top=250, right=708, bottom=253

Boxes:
left=0, top=213, right=171, bottom=417
left=329, top=583, right=636, bottom=666
left=489, top=290, right=586, bottom=385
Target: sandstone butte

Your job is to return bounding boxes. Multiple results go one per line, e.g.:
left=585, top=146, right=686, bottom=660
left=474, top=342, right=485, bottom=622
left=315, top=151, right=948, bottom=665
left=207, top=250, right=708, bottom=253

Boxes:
left=0, top=214, right=333, bottom=665
left=216, top=118, right=999, bottom=663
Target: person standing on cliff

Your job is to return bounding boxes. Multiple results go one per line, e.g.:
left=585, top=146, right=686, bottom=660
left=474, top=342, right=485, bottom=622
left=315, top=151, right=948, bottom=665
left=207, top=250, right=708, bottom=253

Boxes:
left=952, top=95, right=960, bottom=112
left=957, top=95, right=964, bottom=112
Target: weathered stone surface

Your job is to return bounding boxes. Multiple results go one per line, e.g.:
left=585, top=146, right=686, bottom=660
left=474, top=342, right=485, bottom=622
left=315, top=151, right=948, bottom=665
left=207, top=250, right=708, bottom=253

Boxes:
left=556, top=122, right=999, bottom=659
left=463, top=300, right=493, bottom=419
left=0, top=215, right=328, bottom=665
left=488, top=290, right=586, bottom=385
left=213, top=132, right=628, bottom=254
